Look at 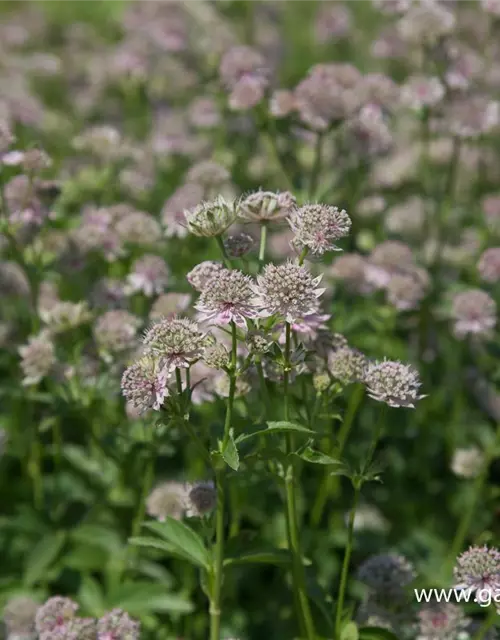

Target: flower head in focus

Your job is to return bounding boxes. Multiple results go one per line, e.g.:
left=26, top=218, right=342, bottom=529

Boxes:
left=329, top=346, right=368, bottom=385
left=454, top=546, right=500, bottom=599
left=187, top=261, right=226, bottom=292
left=364, top=360, right=425, bottom=408
left=288, top=204, right=351, bottom=256
left=196, top=268, right=260, bottom=328
left=253, top=260, right=325, bottom=323
left=238, top=190, right=297, bottom=223
left=184, top=195, right=237, bottom=237
left=121, top=355, right=170, bottom=414
left=143, top=317, right=206, bottom=370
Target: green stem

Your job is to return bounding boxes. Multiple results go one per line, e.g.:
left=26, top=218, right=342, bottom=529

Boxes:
left=53, top=420, right=62, bottom=469
left=210, top=329, right=237, bottom=640
left=131, top=454, right=155, bottom=540
left=215, top=235, right=232, bottom=269
left=474, top=606, right=497, bottom=640
left=310, top=384, right=364, bottom=528
left=283, top=322, right=316, bottom=640
left=222, top=321, right=237, bottom=449
left=259, top=223, right=268, bottom=263
left=210, top=470, right=225, bottom=640
left=448, top=424, right=500, bottom=570
left=362, top=403, right=387, bottom=474
left=176, top=368, right=211, bottom=465
left=334, top=484, right=361, bottom=639
left=30, top=432, right=43, bottom=510
left=298, top=246, right=309, bottom=266
left=256, top=358, right=271, bottom=415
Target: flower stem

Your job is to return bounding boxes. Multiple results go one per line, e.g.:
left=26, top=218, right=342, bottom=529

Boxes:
left=298, top=246, right=309, bottom=266
left=259, top=223, right=268, bottom=263
left=210, top=325, right=237, bottom=640
left=222, top=321, right=237, bottom=449
left=448, top=423, right=500, bottom=571
left=210, top=469, right=225, bottom=640
left=215, top=235, right=232, bottom=269
left=474, top=606, right=497, bottom=640
left=310, top=384, right=364, bottom=528
left=334, top=483, right=361, bottom=639
left=131, top=453, right=155, bottom=540
left=283, top=322, right=316, bottom=640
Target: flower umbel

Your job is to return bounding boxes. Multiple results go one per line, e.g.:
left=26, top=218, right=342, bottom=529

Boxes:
left=121, top=356, right=170, bottom=413
left=143, top=317, right=206, bottom=370
left=288, top=204, right=352, bottom=255
left=253, top=260, right=325, bottom=323
left=195, top=268, right=260, bottom=328
left=364, top=360, right=425, bottom=408
left=453, top=546, right=500, bottom=599
left=184, top=195, right=237, bottom=237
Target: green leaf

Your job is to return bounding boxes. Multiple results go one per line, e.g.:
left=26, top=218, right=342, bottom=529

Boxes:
left=78, top=575, right=105, bottom=617
left=224, top=549, right=294, bottom=567
left=237, top=421, right=315, bottom=443
left=220, top=429, right=240, bottom=470
left=341, top=622, right=359, bottom=640
left=24, top=531, right=66, bottom=586
left=141, top=519, right=210, bottom=569
left=359, top=627, right=400, bottom=640
left=295, top=446, right=342, bottom=465
left=109, top=582, right=193, bottom=615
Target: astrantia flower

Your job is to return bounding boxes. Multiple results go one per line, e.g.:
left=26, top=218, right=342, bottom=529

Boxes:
left=451, top=447, right=484, bottom=479
left=417, top=603, right=469, bottom=640
left=238, top=190, right=297, bottom=223
left=253, top=261, right=325, bottom=323
left=478, top=248, right=500, bottom=283
left=97, top=608, right=140, bottom=640
left=143, top=317, right=206, bottom=370
left=40, top=300, right=92, bottom=331
left=35, top=597, right=78, bottom=635
left=162, top=183, right=204, bottom=238
left=397, top=2, right=456, bottom=45
left=19, top=331, right=56, bottom=386
left=386, top=269, right=429, bottom=312
left=126, top=255, right=169, bottom=297
left=329, top=253, right=371, bottom=294
left=329, top=346, right=368, bottom=385
left=147, top=481, right=188, bottom=521
left=357, top=553, right=416, bottom=600
left=401, top=75, right=445, bottom=111
left=288, top=204, right=351, bottom=255
left=184, top=195, right=237, bottom=237
left=186, top=481, right=217, bottom=517
left=94, top=310, right=140, bottom=360
left=364, top=360, right=425, bottom=408
left=196, top=268, right=259, bottom=328
left=203, top=342, right=230, bottom=369
left=224, top=232, right=254, bottom=258
left=185, top=161, right=230, bottom=191
left=451, top=289, right=496, bottom=338
left=187, top=261, right=225, bottom=292
left=116, top=210, right=162, bottom=246
left=121, top=356, right=170, bottom=414
left=454, top=546, right=500, bottom=599
left=365, top=241, right=415, bottom=289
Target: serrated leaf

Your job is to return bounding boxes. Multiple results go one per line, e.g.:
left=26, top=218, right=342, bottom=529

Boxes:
left=221, top=429, right=239, bottom=470
left=24, top=531, right=66, bottom=586
left=141, top=519, right=210, bottom=569
left=295, top=446, right=342, bottom=465
left=109, top=582, right=193, bottom=615
left=359, top=627, right=400, bottom=640
left=341, top=621, right=359, bottom=640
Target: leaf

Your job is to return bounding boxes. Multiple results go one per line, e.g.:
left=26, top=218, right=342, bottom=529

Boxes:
left=78, top=575, right=105, bottom=616
left=359, top=627, right=400, bottom=640
left=237, top=421, right=315, bottom=443
left=24, top=531, right=66, bottom=586
left=71, top=525, right=123, bottom=554
left=141, top=519, right=210, bottom=569
left=295, top=446, right=342, bottom=465
left=109, top=582, right=193, bottom=615
left=341, top=622, right=359, bottom=640
left=224, top=549, right=294, bottom=567
left=220, top=429, right=239, bottom=470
